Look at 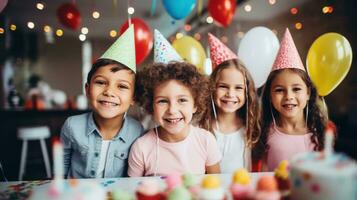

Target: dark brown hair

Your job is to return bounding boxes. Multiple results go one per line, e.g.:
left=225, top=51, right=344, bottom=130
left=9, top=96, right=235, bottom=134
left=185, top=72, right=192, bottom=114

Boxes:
left=200, top=59, right=261, bottom=148
left=136, top=62, right=210, bottom=123
left=255, top=68, right=328, bottom=160
left=86, top=58, right=134, bottom=84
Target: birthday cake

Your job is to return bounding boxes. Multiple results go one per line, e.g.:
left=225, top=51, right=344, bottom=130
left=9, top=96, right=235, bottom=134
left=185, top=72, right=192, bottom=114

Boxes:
left=289, top=152, right=357, bottom=200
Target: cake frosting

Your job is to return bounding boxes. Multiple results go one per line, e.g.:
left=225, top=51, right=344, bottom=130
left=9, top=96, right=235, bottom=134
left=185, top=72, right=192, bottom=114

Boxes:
left=254, top=176, right=280, bottom=200
left=230, top=169, right=254, bottom=200
left=199, top=175, right=225, bottom=200
left=274, top=160, right=290, bottom=199
left=136, top=179, right=165, bottom=200
left=289, top=151, right=357, bottom=200
left=167, top=186, right=191, bottom=200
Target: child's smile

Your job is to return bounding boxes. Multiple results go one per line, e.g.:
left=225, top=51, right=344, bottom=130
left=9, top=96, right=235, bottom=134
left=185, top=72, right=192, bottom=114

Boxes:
left=214, top=66, right=246, bottom=114
left=97, top=99, right=119, bottom=107
left=270, top=70, right=310, bottom=120
left=153, top=80, right=197, bottom=141
left=86, top=64, right=135, bottom=121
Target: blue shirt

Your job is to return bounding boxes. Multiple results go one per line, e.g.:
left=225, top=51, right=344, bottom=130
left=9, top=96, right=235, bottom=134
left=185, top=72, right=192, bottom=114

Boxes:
left=60, top=112, right=144, bottom=178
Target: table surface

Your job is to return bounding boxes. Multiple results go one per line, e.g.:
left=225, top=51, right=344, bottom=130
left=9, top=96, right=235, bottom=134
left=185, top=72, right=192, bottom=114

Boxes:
left=0, top=172, right=273, bottom=200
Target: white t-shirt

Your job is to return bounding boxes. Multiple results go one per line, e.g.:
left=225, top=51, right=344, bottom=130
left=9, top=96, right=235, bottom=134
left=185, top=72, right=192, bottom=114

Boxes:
left=96, top=140, right=110, bottom=178
left=213, top=127, right=251, bottom=173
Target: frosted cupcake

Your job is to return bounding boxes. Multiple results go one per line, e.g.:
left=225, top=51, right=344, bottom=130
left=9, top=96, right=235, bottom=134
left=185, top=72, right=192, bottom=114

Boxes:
left=112, top=188, right=134, bottom=200
left=274, top=160, right=290, bottom=199
left=230, top=169, right=254, bottom=200
left=254, top=176, right=280, bottom=200
left=136, top=179, right=164, bottom=200
left=199, top=175, right=225, bottom=200
left=168, top=186, right=191, bottom=200
left=182, top=173, right=200, bottom=198
left=165, top=173, right=183, bottom=193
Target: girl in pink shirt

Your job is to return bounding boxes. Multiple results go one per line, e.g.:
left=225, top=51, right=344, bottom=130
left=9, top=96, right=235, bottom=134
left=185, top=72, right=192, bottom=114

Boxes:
left=128, top=62, right=221, bottom=176
left=256, top=29, right=328, bottom=171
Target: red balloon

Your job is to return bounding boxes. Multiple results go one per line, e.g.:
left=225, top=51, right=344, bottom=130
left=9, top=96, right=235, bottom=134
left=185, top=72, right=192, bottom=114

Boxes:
left=57, top=3, right=81, bottom=30
left=208, top=0, right=236, bottom=27
left=120, top=18, right=153, bottom=65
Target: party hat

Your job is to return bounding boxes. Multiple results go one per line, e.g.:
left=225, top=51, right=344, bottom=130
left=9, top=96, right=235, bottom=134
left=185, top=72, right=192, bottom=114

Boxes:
left=208, top=33, right=238, bottom=67
left=100, top=24, right=136, bottom=73
left=154, top=29, right=182, bottom=63
left=271, top=28, right=305, bottom=71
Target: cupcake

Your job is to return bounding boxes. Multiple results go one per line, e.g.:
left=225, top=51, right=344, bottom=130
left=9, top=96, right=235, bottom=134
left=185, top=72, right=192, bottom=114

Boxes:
left=182, top=173, right=200, bottom=198
left=274, top=160, right=290, bottom=199
left=230, top=169, right=254, bottom=200
left=254, top=176, right=280, bottom=200
left=165, top=173, right=183, bottom=192
left=136, top=179, right=164, bottom=200
left=199, top=175, right=225, bottom=200
left=112, top=188, right=134, bottom=200
left=167, top=186, right=191, bottom=200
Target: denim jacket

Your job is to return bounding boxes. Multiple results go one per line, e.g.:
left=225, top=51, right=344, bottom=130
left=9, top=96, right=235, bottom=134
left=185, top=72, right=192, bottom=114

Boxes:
left=60, top=112, right=144, bottom=178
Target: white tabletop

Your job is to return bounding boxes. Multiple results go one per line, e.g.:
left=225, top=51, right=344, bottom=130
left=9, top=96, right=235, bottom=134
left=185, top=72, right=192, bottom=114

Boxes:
left=0, top=172, right=273, bottom=199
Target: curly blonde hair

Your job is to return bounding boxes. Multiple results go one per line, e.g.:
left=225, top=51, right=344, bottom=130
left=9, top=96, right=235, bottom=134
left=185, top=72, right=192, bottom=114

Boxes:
left=136, top=62, right=210, bottom=123
left=199, top=59, right=261, bottom=148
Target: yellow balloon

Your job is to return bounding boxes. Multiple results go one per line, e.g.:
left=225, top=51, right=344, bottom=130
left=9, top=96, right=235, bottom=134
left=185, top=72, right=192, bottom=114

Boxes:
left=172, top=36, right=206, bottom=72
left=307, top=33, right=352, bottom=96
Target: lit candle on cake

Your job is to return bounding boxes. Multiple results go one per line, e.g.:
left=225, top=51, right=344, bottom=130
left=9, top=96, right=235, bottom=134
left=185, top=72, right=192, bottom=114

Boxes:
left=324, top=121, right=335, bottom=158
left=53, top=140, right=64, bottom=191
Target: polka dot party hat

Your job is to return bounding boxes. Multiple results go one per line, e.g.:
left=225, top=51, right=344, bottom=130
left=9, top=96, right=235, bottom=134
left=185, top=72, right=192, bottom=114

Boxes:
left=272, top=28, right=305, bottom=71
left=154, top=29, right=182, bottom=63
left=208, top=33, right=238, bottom=67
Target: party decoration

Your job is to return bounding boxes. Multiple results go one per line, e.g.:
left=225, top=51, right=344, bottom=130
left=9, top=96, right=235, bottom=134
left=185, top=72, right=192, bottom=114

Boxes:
left=172, top=36, right=206, bottom=72
left=162, top=0, right=196, bottom=20
left=101, top=25, right=136, bottom=73
left=57, top=3, right=81, bottom=30
left=120, top=18, right=153, bottom=65
left=154, top=29, right=182, bottom=63
left=208, top=0, right=236, bottom=27
left=0, top=0, right=8, bottom=13
left=208, top=33, right=238, bottom=68
left=238, top=26, right=279, bottom=88
left=307, top=33, right=352, bottom=96
left=272, top=28, right=305, bottom=71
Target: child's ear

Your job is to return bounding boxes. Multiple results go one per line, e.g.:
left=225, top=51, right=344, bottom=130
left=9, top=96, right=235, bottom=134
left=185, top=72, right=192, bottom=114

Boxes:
left=130, top=99, right=135, bottom=106
left=193, top=106, right=197, bottom=114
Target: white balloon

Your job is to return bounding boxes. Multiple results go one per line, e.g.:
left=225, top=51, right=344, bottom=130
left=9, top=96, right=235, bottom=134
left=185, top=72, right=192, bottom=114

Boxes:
left=238, top=27, right=279, bottom=88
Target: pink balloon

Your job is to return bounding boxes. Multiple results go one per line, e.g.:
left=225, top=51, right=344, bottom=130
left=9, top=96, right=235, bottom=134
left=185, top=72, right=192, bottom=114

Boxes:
left=0, top=0, right=8, bottom=13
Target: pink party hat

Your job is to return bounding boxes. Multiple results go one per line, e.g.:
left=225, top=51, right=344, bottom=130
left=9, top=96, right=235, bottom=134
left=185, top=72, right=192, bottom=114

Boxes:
left=208, top=33, right=238, bottom=67
left=272, top=28, right=305, bottom=71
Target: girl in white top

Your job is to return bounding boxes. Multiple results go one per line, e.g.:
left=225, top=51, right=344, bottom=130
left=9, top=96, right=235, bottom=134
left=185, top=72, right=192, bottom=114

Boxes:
left=201, top=59, right=261, bottom=173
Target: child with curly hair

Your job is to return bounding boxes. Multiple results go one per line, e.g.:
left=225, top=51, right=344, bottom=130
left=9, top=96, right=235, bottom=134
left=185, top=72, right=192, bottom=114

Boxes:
left=256, top=29, right=328, bottom=171
left=128, top=62, right=221, bottom=176
left=200, top=34, right=261, bottom=173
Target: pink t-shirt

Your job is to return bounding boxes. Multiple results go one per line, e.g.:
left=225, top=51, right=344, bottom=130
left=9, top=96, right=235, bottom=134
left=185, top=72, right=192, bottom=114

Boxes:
left=128, top=125, right=222, bottom=177
left=267, top=125, right=315, bottom=171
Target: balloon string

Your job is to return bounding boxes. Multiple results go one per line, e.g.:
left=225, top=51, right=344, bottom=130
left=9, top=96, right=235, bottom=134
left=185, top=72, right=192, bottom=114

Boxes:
left=127, top=0, right=131, bottom=26
left=151, top=0, right=157, bottom=16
